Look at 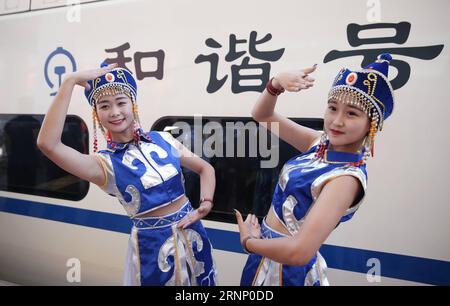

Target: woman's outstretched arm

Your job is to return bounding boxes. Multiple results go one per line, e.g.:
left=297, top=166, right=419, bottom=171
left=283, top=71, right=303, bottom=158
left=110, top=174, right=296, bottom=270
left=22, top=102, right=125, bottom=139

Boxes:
left=236, top=175, right=361, bottom=265
left=37, top=64, right=117, bottom=186
left=252, top=65, right=322, bottom=152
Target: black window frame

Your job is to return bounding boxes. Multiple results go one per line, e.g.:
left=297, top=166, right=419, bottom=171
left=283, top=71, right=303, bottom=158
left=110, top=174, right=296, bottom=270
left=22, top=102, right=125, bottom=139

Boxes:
left=152, top=116, right=323, bottom=224
left=0, top=114, right=90, bottom=201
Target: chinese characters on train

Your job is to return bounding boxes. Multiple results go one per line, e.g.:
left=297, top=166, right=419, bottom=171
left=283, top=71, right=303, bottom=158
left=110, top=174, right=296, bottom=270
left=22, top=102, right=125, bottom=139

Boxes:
left=105, top=42, right=165, bottom=81
left=45, top=24, right=443, bottom=96
left=195, top=31, right=285, bottom=93
left=324, top=22, right=443, bottom=90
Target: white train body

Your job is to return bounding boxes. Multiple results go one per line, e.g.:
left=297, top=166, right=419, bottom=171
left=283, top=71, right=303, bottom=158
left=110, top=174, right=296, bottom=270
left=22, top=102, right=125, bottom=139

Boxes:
left=0, top=0, right=449, bottom=285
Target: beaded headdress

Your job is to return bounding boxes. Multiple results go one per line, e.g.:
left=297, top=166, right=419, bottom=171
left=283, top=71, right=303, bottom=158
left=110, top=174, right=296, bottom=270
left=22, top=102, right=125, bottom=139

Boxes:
left=84, top=62, right=141, bottom=152
left=84, top=62, right=137, bottom=106
left=328, top=53, right=394, bottom=131
left=321, top=53, right=395, bottom=161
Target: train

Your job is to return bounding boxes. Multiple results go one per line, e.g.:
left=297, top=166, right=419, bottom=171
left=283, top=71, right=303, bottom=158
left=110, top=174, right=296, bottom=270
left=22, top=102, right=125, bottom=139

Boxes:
left=0, top=0, right=449, bottom=285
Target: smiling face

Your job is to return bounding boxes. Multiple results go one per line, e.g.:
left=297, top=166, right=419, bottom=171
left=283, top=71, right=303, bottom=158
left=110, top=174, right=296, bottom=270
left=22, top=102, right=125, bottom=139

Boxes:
left=324, top=98, right=371, bottom=153
left=95, top=93, right=135, bottom=142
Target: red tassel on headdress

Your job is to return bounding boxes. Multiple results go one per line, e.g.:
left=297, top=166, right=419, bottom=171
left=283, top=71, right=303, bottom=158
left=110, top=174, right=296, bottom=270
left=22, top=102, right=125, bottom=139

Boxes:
left=107, top=130, right=112, bottom=146
left=314, top=142, right=326, bottom=159
left=92, top=109, right=98, bottom=153
left=371, top=140, right=374, bottom=157
left=133, top=120, right=140, bottom=146
left=314, top=133, right=328, bottom=159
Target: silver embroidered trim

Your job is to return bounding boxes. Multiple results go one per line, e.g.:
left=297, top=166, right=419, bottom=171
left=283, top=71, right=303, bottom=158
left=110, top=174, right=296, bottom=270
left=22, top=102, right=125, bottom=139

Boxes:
left=311, top=166, right=367, bottom=217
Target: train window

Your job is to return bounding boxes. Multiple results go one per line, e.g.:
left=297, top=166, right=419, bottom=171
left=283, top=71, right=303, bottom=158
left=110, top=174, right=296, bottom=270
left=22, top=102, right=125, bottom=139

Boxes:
left=152, top=116, right=323, bottom=224
left=0, top=114, right=89, bottom=201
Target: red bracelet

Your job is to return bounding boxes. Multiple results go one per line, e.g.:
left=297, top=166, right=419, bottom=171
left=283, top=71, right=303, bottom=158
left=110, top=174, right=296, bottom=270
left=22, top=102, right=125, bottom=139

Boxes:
left=241, top=236, right=254, bottom=254
left=266, top=77, right=285, bottom=96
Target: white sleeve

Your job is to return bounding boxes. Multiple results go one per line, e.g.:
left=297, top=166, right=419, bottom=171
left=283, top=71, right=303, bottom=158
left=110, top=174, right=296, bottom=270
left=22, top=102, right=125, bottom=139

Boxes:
left=310, top=166, right=368, bottom=217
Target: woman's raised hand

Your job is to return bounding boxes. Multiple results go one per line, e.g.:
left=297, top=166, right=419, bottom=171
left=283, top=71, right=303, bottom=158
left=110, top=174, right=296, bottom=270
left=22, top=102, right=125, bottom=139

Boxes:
left=65, top=63, right=118, bottom=90
left=274, top=64, right=317, bottom=92
left=234, top=209, right=261, bottom=247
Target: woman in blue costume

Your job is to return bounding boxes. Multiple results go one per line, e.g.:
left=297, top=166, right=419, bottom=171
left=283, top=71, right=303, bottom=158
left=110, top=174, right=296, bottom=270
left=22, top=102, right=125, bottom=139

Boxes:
left=38, top=63, right=217, bottom=286
left=235, top=54, right=395, bottom=286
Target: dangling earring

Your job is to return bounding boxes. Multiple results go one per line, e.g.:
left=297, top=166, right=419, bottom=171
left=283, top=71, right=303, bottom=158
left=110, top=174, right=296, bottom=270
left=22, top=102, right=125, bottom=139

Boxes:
left=368, top=119, right=377, bottom=157
left=132, top=119, right=140, bottom=146
left=362, top=136, right=371, bottom=162
left=362, top=119, right=377, bottom=161
left=131, top=101, right=141, bottom=146
left=132, top=102, right=141, bottom=127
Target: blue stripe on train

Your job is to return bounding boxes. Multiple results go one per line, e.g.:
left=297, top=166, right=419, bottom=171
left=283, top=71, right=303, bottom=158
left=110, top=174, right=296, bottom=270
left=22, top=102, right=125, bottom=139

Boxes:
left=1, top=196, right=449, bottom=285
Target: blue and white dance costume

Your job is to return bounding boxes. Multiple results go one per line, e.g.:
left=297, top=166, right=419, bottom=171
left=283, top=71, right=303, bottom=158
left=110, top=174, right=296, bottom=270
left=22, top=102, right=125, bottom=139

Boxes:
left=240, top=137, right=367, bottom=286
left=241, top=53, right=396, bottom=286
left=96, top=130, right=217, bottom=286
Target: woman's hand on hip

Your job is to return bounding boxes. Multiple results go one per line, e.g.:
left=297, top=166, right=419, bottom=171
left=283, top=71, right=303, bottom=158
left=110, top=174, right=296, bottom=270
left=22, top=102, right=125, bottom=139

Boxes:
left=177, top=201, right=212, bottom=229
